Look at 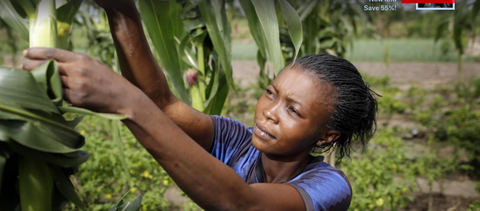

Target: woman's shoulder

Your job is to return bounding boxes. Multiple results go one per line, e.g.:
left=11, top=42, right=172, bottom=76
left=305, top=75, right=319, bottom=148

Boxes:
left=210, top=115, right=254, bottom=137
left=294, top=156, right=349, bottom=183
left=286, top=157, right=352, bottom=211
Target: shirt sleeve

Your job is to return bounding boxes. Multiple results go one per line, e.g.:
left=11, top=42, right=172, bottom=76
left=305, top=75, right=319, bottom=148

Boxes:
left=285, top=169, right=352, bottom=211
left=208, top=115, right=252, bottom=167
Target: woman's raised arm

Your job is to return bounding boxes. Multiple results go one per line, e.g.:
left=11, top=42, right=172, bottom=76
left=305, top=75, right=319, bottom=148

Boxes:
left=97, top=0, right=214, bottom=150
left=21, top=47, right=308, bottom=211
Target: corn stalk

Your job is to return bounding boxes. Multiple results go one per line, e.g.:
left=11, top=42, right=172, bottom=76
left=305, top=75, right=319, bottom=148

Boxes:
left=139, top=0, right=234, bottom=114
left=0, top=0, right=141, bottom=210
left=434, top=0, right=480, bottom=83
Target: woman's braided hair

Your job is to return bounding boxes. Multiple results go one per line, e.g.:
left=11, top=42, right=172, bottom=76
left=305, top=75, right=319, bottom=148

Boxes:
left=292, top=54, right=379, bottom=159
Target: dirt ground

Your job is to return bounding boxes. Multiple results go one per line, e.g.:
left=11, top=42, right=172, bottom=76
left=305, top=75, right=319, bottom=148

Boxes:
left=232, top=61, right=480, bottom=89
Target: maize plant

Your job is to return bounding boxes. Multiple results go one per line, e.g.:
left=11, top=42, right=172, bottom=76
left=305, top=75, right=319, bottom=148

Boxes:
left=138, top=0, right=233, bottom=114
left=139, top=0, right=304, bottom=114
left=0, top=0, right=141, bottom=210
left=434, top=0, right=480, bottom=82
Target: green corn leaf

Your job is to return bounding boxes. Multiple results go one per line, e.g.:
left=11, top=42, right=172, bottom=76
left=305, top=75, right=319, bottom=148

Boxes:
left=18, top=157, right=53, bottom=211
left=257, top=50, right=267, bottom=74
left=0, top=67, right=59, bottom=114
left=204, top=83, right=229, bottom=115
left=50, top=166, right=86, bottom=210
left=0, top=145, right=13, bottom=192
left=296, top=0, right=318, bottom=21
left=204, top=54, right=222, bottom=102
left=179, top=35, right=199, bottom=70
left=250, top=0, right=284, bottom=75
left=256, top=50, right=272, bottom=90
left=239, top=0, right=268, bottom=58
left=117, top=196, right=143, bottom=211
left=434, top=20, right=449, bottom=44
left=9, top=0, right=28, bottom=18
left=15, top=0, right=38, bottom=18
left=472, top=0, right=480, bottom=23
left=10, top=141, right=89, bottom=168
left=0, top=112, right=82, bottom=154
left=203, top=53, right=228, bottom=115
left=0, top=145, right=20, bottom=210
left=0, top=0, right=29, bottom=42
left=31, top=60, right=63, bottom=105
left=112, top=120, right=133, bottom=188
left=197, top=0, right=235, bottom=88
left=59, top=106, right=127, bottom=120
left=278, top=0, right=303, bottom=65
left=302, top=14, right=318, bottom=55
left=109, top=192, right=143, bottom=211
left=51, top=183, right=69, bottom=211
left=139, top=0, right=190, bottom=104
left=0, top=65, right=88, bottom=163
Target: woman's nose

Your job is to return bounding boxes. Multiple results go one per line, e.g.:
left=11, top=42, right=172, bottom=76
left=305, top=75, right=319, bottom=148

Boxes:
left=263, top=101, right=280, bottom=124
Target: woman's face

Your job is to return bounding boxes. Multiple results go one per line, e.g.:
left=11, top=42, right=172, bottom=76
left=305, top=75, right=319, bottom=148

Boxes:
left=252, top=66, right=339, bottom=158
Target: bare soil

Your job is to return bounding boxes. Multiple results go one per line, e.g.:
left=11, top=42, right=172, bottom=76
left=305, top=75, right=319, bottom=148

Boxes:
left=232, top=61, right=480, bottom=89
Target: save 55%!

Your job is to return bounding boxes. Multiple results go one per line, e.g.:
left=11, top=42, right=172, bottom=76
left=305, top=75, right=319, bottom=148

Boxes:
left=364, top=0, right=398, bottom=11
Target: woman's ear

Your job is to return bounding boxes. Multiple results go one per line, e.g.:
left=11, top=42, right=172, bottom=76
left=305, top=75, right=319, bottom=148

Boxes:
left=318, top=130, right=341, bottom=145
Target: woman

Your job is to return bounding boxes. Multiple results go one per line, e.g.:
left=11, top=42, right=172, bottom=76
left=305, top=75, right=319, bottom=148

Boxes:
left=21, top=1, right=377, bottom=210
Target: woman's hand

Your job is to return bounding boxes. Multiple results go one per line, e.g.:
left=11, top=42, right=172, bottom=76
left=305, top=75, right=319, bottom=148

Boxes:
left=21, top=47, right=141, bottom=116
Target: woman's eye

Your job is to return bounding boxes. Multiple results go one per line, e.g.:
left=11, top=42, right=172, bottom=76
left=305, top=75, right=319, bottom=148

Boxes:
left=265, top=89, right=274, bottom=97
left=289, top=107, right=300, bottom=116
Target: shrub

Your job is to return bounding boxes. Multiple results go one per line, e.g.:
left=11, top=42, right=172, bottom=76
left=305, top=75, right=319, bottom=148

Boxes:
left=66, top=116, right=175, bottom=210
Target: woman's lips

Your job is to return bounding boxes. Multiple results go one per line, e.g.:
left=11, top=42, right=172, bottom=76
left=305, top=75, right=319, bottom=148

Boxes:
left=254, top=123, right=276, bottom=140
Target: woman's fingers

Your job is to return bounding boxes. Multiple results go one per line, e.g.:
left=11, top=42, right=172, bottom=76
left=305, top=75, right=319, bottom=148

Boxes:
left=22, top=59, right=71, bottom=76
left=21, top=60, right=47, bottom=71
left=23, top=47, right=88, bottom=63
left=60, top=75, right=70, bottom=88
left=62, top=88, right=73, bottom=103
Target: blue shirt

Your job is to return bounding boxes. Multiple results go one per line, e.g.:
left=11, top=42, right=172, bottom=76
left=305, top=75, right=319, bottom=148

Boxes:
left=209, top=115, right=352, bottom=211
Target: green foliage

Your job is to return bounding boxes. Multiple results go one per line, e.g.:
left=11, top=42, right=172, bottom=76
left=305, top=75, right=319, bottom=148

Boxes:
left=222, top=83, right=257, bottom=125
left=66, top=116, right=174, bottom=210
left=342, top=130, right=415, bottom=211
left=76, top=9, right=117, bottom=69
left=0, top=0, right=29, bottom=41
left=138, top=0, right=235, bottom=115
left=378, top=93, right=407, bottom=116
left=439, top=39, right=452, bottom=59
left=342, top=128, right=463, bottom=211
left=361, top=73, right=391, bottom=88
left=406, top=86, right=427, bottom=112
left=286, top=0, right=368, bottom=59
left=410, top=144, right=458, bottom=182
left=408, top=79, right=480, bottom=174
left=139, top=0, right=190, bottom=104
left=0, top=61, right=88, bottom=210
left=361, top=73, right=406, bottom=117
left=433, top=0, right=480, bottom=82
left=468, top=200, right=480, bottom=211
left=240, top=0, right=303, bottom=74
left=456, top=78, right=480, bottom=103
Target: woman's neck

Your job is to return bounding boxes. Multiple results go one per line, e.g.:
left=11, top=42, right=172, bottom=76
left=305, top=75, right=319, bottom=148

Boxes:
left=261, top=152, right=313, bottom=183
